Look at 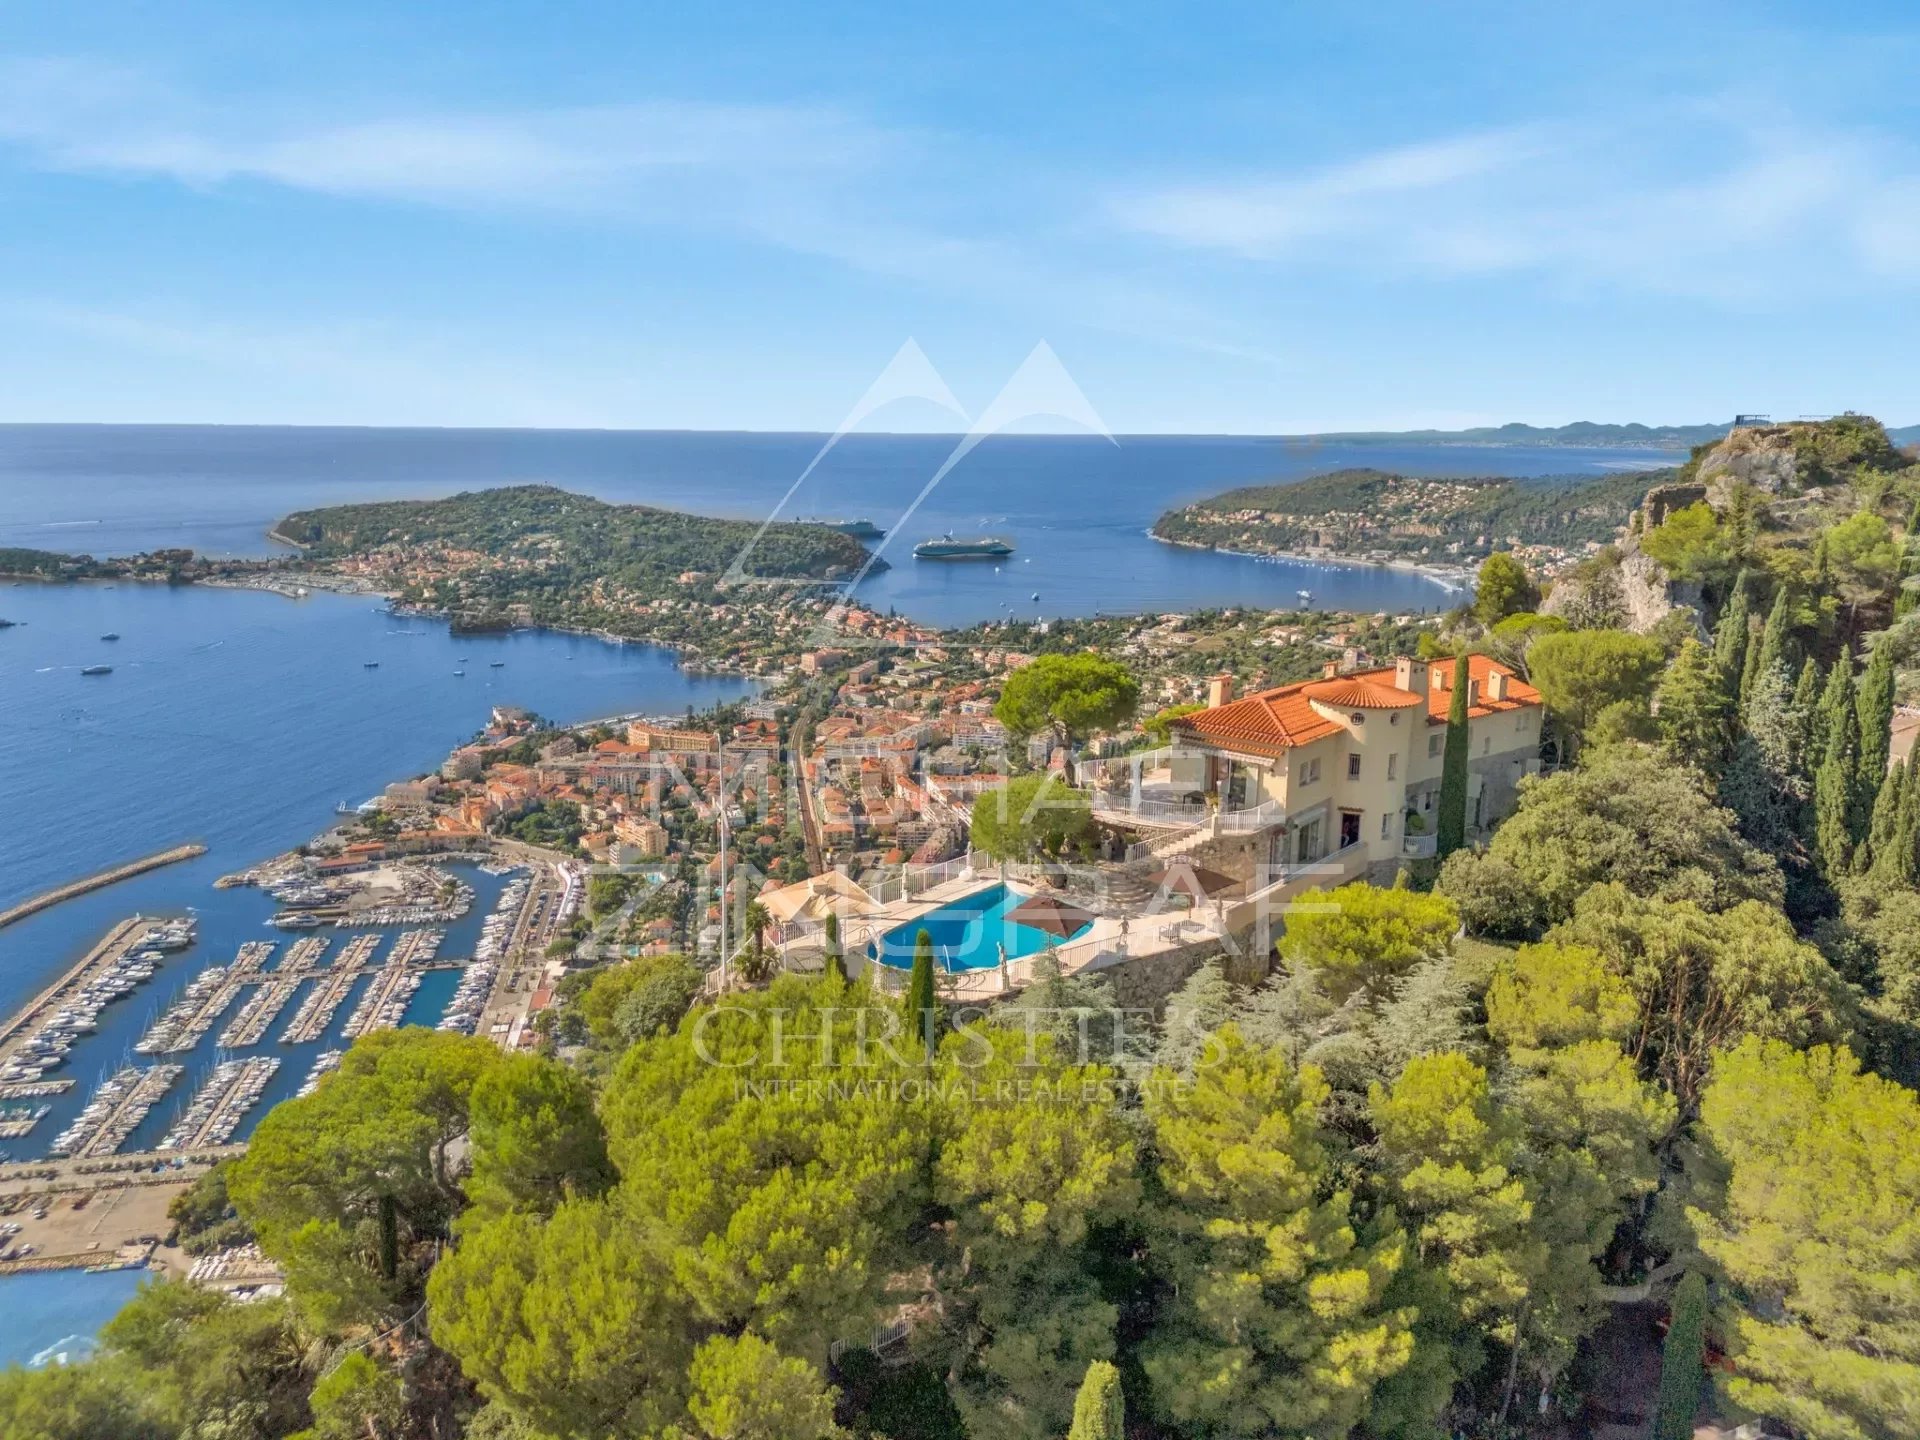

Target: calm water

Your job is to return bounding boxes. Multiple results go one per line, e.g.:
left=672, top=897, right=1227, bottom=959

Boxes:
left=0, top=426, right=1681, bottom=626
left=0, top=425, right=1680, bottom=1358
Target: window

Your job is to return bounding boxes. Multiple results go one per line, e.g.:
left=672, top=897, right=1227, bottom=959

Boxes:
left=1347, top=753, right=1361, bottom=779
left=1428, top=734, right=1442, bottom=758
left=1483, top=736, right=1492, bottom=755
left=1298, top=757, right=1320, bottom=786
left=1380, top=812, right=1391, bottom=838
left=1387, top=753, right=1398, bottom=780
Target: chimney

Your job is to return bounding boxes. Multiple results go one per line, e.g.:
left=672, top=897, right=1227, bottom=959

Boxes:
left=1394, top=657, right=1428, bottom=693
left=1323, top=660, right=1340, bottom=678
left=1205, top=672, right=1235, bottom=709
left=1487, top=670, right=1509, bottom=703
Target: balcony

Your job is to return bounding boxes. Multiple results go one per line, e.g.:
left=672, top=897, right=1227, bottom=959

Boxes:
left=1082, top=746, right=1282, bottom=832
left=1401, top=831, right=1437, bottom=859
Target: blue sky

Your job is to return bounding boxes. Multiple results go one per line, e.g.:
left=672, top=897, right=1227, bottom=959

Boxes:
left=0, top=1, right=1916, bottom=432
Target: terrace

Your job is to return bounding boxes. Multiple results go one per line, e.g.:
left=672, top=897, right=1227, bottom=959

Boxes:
left=1081, top=745, right=1286, bottom=832
left=766, top=840, right=1372, bottom=1003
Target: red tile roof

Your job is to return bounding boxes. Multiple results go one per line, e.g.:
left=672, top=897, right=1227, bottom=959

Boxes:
left=1172, top=655, right=1539, bottom=755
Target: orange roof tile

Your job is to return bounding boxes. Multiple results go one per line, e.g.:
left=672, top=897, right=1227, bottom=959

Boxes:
left=1173, top=655, right=1538, bottom=753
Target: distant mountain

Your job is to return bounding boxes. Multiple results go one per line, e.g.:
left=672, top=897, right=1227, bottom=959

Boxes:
left=1289, top=421, right=1734, bottom=449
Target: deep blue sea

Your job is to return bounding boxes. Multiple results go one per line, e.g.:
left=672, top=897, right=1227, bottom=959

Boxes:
left=0, top=424, right=1680, bottom=1359
left=0, top=426, right=1681, bottom=627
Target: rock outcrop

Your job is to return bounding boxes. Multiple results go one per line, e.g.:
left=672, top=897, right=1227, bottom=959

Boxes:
left=1696, top=424, right=1803, bottom=506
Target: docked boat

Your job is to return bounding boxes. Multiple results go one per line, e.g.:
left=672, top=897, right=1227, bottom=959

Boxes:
left=913, top=535, right=1015, bottom=560
left=270, top=912, right=324, bottom=930
left=79, top=664, right=113, bottom=676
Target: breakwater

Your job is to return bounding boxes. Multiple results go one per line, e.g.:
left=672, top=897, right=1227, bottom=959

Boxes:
left=0, top=846, right=206, bottom=931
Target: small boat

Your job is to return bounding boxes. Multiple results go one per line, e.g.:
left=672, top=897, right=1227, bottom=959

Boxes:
left=100, top=633, right=120, bottom=642
left=453, top=670, right=465, bottom=677
left=1296, top=589, right=1313, bottom=604
left=363, top=661, right=380, bottom=669
left=489, top=661, right=505, bottom=668
left=79, top=665, right=112, bottom=676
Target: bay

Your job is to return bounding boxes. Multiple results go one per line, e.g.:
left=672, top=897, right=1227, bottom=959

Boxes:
left=0, top=426, right=1683, bottom=627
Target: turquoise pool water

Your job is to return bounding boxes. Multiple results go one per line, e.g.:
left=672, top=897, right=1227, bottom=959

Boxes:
left=871, top=884, right=1092, bottom=972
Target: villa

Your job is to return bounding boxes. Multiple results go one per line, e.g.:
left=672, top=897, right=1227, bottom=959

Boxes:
left=758, top=654, right=1544, bottom=1002
left=1091, top=654, right=1544, bottom=886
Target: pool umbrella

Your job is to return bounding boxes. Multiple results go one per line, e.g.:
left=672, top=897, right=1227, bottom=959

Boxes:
left=1147, top=862, right=1239, bottom=900
left=1007, top=893, right=1096, bottom=939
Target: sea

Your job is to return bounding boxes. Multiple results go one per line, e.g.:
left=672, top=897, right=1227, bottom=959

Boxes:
left=0, top=425, right=1682, bottom=1361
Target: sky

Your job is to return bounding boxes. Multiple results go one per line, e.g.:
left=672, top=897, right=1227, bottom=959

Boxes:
left=0, top=1, right=1916, bottom=433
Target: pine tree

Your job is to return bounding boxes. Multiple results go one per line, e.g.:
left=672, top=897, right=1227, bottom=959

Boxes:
left=1653, top=1272, right=1706, bottom=1440
left=1067, top=1361, right=1125, bottom=1440
left=1711, top=570, right=1752, bottom=699
left=904, top=928, right=941, bottom=1052
left=1436, top=651, right=1471, bottom=857
left=1655, top=636, right=1731, bottom=773
left=1898, top=499, right=1920, bottom=619
left=1814, top=663, right=1859, bottom=879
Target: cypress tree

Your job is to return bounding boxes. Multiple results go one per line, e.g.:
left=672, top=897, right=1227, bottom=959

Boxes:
left=1889, top=761, right=1920, bottom=888
left=823, top=911, right=847, bottom=984
left=1655, top=636, right=1731, bottom=774
left=1653, top=1272, right=1707, bottom=1440
left=1856, top=642, right=1897, bottom=819
left=1436, top=651, right=1471, bottom=858
left=1897, top=499, right=1920, bottom=618
left=904, top=927, right=941, bottom=1052
left=1067, top=1360, right=1125, bottom=1440
left=1867, top=761, right=1909, bottom=883
left=1814, top=663, right=1859, bottom=879
left=1711, top=570, right=1752, bottom=702
left=1791, top=657, right=1821, bottom=772
left=1749, top=587, right=1796, bottom=716
left=1738, top=619, right=1767, bottom=711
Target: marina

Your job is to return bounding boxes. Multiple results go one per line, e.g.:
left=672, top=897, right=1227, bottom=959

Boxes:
left=341, top=928, right=443, bottom=1038
left=294, top=1048, right=344, bottom=1097
left=134, top=941, right=274, bottom=1054
left=0, top=916, right=189, bottom=1086
left=158, top=1058, right=281, bottom=1151
left=279, top=935, right=379, bottom=1043
left=48, top=1064, right=185, bottom=1159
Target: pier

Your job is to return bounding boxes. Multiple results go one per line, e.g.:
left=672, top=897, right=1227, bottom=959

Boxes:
left=0, top=916, right=186, bottom=1083
left=135, top=941, right=275, bottom=1055
left=49, top=1064, right=185, bottom=1159
left=0, top=845, right=206, bottom=931
left=159, top=1058, right=281, bottom=1151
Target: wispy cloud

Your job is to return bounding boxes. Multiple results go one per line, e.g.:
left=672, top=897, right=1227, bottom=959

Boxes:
left=0, top=57, right=891, bottom=215
left=1110, top=129, right=1543, bottom=257
left=1108, top=110, right=1920, bottom=300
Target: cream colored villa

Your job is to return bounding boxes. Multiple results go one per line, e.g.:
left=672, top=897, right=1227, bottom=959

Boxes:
left=1090, top=654, right=1544, bottom=885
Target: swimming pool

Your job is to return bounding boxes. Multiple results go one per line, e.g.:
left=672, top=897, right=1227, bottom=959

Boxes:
left=870, top=884, right=1093, bottom=972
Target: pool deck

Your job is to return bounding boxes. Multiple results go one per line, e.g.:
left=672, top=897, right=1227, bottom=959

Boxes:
left=772, top=843, right=1377, bottom=1003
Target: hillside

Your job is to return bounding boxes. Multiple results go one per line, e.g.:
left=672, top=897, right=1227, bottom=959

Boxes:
left=1152, top=467, right=1659, bottom=573
left=276, top=484, right=880, bottom=585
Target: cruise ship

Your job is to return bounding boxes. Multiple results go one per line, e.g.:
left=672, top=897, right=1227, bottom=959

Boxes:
left=913, top=535, right=1015, bottom=560
left=814, top=517, right=885, bottom=539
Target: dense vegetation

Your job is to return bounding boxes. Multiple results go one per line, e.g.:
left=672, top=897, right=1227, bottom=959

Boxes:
left=10, top=416, right=1920, bottom=1440
left=1151, top=467, right=1661, bottom=564
left=277, top=484, right=881, bottom=586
